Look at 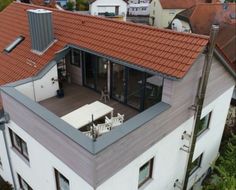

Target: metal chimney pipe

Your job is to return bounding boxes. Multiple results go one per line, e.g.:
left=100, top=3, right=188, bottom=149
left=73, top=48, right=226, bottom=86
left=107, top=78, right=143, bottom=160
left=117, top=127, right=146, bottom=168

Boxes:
left=182, top=25, right=219, bottom=190
left=27, top=9, right=54, bottom=53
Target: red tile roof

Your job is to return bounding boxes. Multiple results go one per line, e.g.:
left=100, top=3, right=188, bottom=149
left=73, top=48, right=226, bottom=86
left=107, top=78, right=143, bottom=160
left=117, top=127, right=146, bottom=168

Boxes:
left=176, top=3, right=236, bottom=73
left=31, top=0, right=57, bottom=8
left=0, top=2, right=209, bottom=91
left=159, top=0, right=211, bottom=9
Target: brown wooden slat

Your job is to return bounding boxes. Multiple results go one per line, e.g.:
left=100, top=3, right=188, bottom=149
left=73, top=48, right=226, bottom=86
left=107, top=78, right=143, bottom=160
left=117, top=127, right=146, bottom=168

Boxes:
left=39, top=83, right=139, bottom=120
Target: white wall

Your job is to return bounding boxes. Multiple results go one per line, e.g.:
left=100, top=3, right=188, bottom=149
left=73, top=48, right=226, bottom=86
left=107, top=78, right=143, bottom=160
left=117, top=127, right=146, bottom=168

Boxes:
left=188, top=85, right=234, bottom=188
left=15, top=65, right=59, bottom=102
left=90, top=0, right=127, bottom=19
left=97, top=86, right=234, bottom=190
left=149, top=0, right=183, bottom=28
left=0, top=68, right=234, bottom=190
left=2, top=121, right=93, bottom=190
left=0, top=84, right=233, bottom=190
left=171, top=19, right=192, bottom=33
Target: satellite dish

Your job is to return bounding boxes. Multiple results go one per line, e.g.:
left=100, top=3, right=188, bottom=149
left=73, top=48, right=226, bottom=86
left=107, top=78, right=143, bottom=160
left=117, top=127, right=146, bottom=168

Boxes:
left=171, top=19, right=183, bottom=32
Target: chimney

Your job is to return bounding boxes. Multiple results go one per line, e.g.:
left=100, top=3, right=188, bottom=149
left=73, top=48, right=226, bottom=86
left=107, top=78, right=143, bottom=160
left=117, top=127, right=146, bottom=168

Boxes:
left=27, top=9, right=54, bottom=53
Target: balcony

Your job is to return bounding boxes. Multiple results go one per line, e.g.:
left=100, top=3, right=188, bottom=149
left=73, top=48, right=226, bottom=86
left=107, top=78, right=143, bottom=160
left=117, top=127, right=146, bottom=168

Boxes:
left=40, top=83, right=138, bottom=121
left=40, top=48, right=164, bottom=139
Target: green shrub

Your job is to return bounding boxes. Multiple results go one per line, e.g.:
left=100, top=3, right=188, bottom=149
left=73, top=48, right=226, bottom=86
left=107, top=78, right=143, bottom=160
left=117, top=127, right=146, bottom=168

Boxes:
left=0, top=0, right=13, bottom=12
left=203, top=134, right=236, bottom=190
left=66, top=1, right=74, bottom=11
left=0, top=178, right=13, bottom=190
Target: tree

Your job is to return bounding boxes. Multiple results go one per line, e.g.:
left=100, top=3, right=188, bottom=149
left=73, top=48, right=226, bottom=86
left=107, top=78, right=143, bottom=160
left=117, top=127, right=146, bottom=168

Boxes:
left=225, top=0, right=236, bottom=2
left=203, top=134, right=236, bottom=190
left=66, top=1, right=75, bottom=11
left=76, top=0, right=89, bottom=11
left=0, top=177, right=13, bottom=190
left=0, top=0, right=13, bottom=12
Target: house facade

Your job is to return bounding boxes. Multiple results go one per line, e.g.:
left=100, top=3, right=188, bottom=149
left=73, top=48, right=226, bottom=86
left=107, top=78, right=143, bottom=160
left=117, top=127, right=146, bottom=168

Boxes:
left=0, top=2, right=235, bottom=190
left=171, top=3, right=236, bottom=105
left=128, top=0, right=150, bottom=16
left=88, top=0, right=128, bottom=20
left=128, top=3, right=150, bottom=16
left=149, top=0, right=219, bottom=28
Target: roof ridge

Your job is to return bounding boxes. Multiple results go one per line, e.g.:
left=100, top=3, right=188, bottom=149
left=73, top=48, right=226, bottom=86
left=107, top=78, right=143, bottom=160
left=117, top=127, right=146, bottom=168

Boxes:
left=13, top=2, right=209, bottom=40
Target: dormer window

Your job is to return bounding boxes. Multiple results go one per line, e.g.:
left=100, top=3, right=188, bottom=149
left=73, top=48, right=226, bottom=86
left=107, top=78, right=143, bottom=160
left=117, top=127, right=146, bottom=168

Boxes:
left=4, top=36, right=24, bottom=53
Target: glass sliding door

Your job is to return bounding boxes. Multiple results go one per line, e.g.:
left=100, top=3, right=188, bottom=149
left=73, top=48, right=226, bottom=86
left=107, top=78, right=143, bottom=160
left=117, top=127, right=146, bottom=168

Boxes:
left=127, top=68, right=144, bottom=110
left=97, top=57, right=108, bottom=92
left=144, top=74, right=163, bottom=109
left=110, top=62, right=163, bottom=111
left=111, top=63, right=126, bottom=102
left=83, top=52, right=108, bottom=92
left=83, top=52, right=97, bottom=89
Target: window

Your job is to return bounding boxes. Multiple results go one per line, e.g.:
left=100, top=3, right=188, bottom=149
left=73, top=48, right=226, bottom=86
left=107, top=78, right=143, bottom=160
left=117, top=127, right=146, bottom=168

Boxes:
left=9, top=129, right=29, bottom=161
left=71, top=50, right=80, bottom=67
left=196, top=112, right=212, bottom=136
left=4, top=36, right=24, bottom=53
left=17, top=173, right=33, bottom=190
left=138, top=158, right=153, bottom=188
left=189, top=154, right=203, bottom=176
left=55, top=169, right=70, bottom=190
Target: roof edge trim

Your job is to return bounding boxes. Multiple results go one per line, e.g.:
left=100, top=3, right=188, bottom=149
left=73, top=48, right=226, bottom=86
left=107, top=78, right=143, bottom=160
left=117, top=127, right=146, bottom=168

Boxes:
left=68, top=44, right=180, bottom=80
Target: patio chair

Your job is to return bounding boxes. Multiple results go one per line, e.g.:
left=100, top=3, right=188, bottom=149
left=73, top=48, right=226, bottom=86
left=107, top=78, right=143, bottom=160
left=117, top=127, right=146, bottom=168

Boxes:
left=100, top=86, right=110, bottom=103
left=93, top=123, right=111, bottom=136
left=106, top=113, right=124, bottom=128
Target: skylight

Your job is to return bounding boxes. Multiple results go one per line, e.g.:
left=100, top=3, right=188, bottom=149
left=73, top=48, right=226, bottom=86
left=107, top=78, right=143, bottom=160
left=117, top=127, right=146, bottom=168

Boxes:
left=4, top=36, right=25, bottom=53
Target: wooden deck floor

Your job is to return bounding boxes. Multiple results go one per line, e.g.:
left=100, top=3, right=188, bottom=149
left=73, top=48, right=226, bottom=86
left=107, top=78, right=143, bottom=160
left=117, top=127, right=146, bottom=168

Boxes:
left=39, top=83, right=139, bottom=121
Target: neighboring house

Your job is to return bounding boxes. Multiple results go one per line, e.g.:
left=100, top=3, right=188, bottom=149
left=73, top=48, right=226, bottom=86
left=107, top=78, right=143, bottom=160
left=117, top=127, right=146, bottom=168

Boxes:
left=171, top=3, right=236, bottom=105
left=128, top=3, right=150, bottom=16
left=129, top=0, right=150, bottom=3
left=27, top=0, right=64, bottom=8
left=128, top=0, right=150, bottom=16
left=88, top=0, right=128, bottom=20
left=149, top=0, right=218, bottom=28
left=0, top=3, right=235, bottom=190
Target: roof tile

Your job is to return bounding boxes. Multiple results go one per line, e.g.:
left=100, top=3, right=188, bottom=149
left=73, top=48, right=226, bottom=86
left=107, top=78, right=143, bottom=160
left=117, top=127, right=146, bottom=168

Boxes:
left=0, top=2, right=209, bottom=90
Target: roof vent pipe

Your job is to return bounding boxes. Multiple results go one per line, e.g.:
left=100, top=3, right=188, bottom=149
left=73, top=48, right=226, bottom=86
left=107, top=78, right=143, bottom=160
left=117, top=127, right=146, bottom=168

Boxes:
left=27, top=9, right=54, bottom=53
left=182, top=24, right=219, bottom=190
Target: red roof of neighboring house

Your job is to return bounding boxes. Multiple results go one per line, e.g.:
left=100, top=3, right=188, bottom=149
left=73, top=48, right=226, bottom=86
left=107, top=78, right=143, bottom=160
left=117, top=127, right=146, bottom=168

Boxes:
left=176, top=3, right=236, bottom=73
left=159, top=0, right=210, bottom=9
left=31, top=0, right=57, bottom=8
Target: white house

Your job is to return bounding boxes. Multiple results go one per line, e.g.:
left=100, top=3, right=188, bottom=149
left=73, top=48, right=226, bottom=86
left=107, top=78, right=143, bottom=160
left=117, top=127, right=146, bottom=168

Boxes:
left=149, top=0, right=218, bottom=28
left=88, top=0, right=128, bottom=20
left=170, top=3, right=236, bottom=105
left=0, top=2, right=235, bottom=190
left=129, top=0, right=150, bottom=3
left=128, top=3, right=150, bottom=16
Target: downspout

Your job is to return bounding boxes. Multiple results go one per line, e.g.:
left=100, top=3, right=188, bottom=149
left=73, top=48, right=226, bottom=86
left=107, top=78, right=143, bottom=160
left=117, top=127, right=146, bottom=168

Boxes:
left=0, top=112, right=17, bottom=189
left=182, top=25, right=219, bottom=190
left=32, top=77, right=37, bottom=102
